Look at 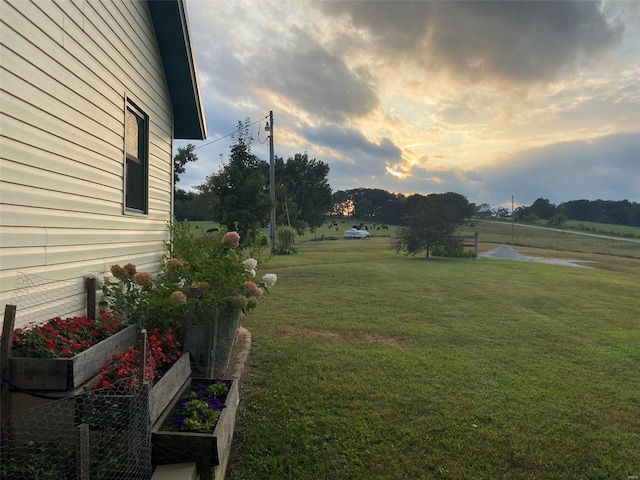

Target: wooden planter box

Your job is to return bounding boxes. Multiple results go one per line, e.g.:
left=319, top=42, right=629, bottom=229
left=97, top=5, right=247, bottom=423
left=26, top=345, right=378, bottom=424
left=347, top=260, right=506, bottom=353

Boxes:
left=9, top=324, right=137, bottom=391
left=76, top=352, right=192, bottom=429
left=149, top=352, right=191, bottom=425
left=151, top=378, right=240, bottom=467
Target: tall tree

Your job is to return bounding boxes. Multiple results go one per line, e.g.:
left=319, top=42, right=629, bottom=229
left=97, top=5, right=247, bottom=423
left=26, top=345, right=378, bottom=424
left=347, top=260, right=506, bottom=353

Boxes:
left=331, top=190, right=355, bottom=217
left=200, top=120, right=272, bottom=244
left=391, top=194, right=459, bottom=258
left=530, top=198, right=556, bottom=220
left=173, top=143, right=198, bottom=202
left=275, top=153, right=332, bottom=233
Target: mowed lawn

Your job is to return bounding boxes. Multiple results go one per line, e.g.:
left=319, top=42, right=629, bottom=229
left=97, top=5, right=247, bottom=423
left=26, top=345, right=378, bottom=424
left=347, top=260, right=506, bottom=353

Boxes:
left=227, top=237, right=639, bottom=480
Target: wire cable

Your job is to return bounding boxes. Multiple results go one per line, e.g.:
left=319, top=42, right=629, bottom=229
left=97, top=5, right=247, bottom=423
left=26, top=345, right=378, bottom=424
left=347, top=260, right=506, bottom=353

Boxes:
left=193, top=115, right=270, bottom=151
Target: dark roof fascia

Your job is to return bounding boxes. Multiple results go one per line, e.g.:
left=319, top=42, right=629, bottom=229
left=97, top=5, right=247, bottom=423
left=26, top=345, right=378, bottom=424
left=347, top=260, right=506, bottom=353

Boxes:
left=148, top=0, right=207, bottom=140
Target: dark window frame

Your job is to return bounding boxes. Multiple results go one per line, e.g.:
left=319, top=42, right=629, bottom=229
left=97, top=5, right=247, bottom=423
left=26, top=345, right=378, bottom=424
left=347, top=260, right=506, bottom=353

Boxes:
left=124, top=100, right=149, bottom=214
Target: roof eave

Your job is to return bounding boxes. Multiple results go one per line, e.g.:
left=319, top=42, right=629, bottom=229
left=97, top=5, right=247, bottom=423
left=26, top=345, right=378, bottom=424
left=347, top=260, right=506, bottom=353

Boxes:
left=148, top=0, right=207, bottom=140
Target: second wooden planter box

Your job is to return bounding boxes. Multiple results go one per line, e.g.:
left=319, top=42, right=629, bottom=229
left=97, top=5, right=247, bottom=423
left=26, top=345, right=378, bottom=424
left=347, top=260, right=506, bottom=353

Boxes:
left=151, top=378, right=240, bottom=467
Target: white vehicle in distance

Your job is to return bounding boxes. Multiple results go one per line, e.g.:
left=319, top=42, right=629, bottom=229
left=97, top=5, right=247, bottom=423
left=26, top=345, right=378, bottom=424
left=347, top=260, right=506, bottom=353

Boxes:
left=344, top=228, right=370, bottom=239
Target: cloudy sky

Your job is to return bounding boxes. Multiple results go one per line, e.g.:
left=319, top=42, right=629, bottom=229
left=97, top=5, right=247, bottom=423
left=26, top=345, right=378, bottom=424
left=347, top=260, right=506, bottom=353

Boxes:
left=176, top=0, right=640, bottom=209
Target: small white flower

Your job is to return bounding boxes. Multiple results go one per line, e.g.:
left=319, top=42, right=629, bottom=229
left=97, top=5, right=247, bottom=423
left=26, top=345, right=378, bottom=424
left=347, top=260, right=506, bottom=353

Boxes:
left=242, top=258, right=258, bottom=271
left=262, top=273, right=277, bottom=287
left=249, top=269, right=256, bottom=277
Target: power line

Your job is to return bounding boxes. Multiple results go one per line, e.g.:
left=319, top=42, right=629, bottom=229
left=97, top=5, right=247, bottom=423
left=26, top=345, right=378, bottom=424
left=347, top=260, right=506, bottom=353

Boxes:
left=193, top=115, right=270, bottom=151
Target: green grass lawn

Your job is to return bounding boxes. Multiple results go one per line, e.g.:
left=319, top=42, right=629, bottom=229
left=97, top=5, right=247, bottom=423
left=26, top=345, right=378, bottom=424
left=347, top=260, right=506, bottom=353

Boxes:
left=226, top=237, right=640, bottom=480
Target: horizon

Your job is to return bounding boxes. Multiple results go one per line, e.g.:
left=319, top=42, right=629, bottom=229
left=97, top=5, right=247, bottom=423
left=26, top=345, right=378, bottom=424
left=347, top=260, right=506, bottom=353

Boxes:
left=176, top=0, right=640, bottom=209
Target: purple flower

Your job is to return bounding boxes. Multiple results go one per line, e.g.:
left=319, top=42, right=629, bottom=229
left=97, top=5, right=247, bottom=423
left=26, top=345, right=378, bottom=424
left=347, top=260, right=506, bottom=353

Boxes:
left=196, top=384, right=207, bottom=400
left=174, top=415, right=186, bottom=427
left=208, top=397, right=227, bottom=410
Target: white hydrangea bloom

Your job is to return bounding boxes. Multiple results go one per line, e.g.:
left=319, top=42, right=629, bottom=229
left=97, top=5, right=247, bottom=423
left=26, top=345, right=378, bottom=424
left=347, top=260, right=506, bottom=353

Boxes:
left=262, top=273, right=277, bottom=287
left=242, top=258, right=258, bottom=271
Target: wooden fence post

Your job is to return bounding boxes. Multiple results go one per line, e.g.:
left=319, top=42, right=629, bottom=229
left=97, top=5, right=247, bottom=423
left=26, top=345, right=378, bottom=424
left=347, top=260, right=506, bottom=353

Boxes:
left=86, top=276, right=96, bottom=320
left=139, top=329, right=148, bottom=386
left=77, top=423, right=90, bottom=480
left=1, top=304, right=17, bottom=462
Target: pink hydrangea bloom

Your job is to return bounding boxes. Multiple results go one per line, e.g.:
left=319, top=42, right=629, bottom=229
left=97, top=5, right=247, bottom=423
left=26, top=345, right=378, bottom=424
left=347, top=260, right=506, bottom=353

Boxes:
left=165, top=258, right=184, bottom=268
left=133, top=271, right=153, bottom=286
left=221, top=231, right=240, bottom=248
left=243, top=281, right=264, bottom=297
left=110, top=264, right=127, bottom=281
left=170, top=291, right=187, bottom=306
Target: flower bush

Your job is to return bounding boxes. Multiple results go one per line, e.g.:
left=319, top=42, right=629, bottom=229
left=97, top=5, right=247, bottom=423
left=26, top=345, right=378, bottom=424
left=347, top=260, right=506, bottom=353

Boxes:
left=100, top=261, right=191, bottom=332
left=168, top=381, right=229, bottom=432
left=166, top=220, right=278, bottom=314
left=93, top=328, right=181, bottom=390
left=12, top=310, right=125, bottom=358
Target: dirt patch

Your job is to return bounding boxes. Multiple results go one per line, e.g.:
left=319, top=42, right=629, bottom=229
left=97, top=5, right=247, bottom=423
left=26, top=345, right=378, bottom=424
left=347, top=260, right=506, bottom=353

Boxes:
left=262, top=325, right=413, bottom=347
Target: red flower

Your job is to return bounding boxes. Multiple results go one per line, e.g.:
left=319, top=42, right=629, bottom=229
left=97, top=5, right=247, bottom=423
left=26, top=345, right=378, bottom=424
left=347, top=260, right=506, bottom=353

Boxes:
left=93, top=328, right=181, bottom=390
left=13, top=311, right=125, bottom=359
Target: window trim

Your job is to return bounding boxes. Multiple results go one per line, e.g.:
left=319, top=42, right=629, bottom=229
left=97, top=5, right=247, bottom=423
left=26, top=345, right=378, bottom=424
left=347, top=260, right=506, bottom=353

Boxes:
left=123, top=98, right=149, bottom=215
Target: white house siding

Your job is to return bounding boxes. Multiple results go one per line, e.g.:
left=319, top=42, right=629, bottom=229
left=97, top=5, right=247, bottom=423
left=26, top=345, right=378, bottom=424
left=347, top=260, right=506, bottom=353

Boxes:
left=0, top=0, right=176, bottom=329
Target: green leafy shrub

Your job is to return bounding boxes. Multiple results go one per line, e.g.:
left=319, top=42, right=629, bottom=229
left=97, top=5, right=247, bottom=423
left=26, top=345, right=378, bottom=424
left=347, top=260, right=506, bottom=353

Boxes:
left=275, top=226, right=297, bottom=254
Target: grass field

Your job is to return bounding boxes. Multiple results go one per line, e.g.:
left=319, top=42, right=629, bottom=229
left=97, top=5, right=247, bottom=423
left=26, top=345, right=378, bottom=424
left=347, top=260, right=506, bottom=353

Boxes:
left=464, top=220, right=640, bottom=260
left=224, top=236, right=640, bottom=479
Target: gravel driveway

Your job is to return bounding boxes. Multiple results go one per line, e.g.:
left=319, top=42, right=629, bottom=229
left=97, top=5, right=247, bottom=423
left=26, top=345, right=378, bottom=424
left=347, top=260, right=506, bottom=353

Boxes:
left=479, top=245, right=593, bottom=268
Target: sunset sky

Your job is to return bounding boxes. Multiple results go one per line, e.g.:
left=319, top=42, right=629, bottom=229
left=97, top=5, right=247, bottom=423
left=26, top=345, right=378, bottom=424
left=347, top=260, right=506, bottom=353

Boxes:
left=176, top=0, right=640, bottom=209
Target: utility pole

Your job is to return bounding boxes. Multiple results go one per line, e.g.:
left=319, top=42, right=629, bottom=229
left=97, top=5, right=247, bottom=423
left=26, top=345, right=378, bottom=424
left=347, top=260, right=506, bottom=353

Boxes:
left=267, top=111, right=276, bottom=254
left=511, top=195, right=515, bottom=243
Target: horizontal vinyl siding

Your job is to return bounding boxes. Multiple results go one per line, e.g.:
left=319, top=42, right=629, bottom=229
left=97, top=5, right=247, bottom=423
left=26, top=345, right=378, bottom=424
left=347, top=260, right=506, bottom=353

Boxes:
left=0, top=0, right=176, bottom=329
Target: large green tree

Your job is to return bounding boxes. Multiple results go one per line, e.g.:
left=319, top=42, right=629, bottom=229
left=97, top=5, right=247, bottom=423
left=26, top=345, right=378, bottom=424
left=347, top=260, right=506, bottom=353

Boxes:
left=275, top=153, right=332, bottom=233
left=200, top=121, right=272, bottom=244
left=391, top=194, right=462, bottom=258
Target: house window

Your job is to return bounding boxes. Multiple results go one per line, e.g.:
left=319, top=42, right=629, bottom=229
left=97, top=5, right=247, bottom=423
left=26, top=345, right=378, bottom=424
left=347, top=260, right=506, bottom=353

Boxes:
left=125, top=102, right=148, bottom=213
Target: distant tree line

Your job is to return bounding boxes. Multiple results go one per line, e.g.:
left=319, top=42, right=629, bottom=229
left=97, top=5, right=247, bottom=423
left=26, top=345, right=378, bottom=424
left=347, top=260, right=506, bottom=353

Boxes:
left=330, top=188, right=477, bottom=226
left=514, top=198, right=640, bottom=227
left=174, top=129, right=637, bottom=246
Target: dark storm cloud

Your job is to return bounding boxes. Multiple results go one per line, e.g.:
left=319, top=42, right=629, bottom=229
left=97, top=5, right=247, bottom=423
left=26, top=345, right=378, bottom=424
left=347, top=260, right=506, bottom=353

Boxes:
left=305, top=124, right=402, bottom=176
left=319, top=0, right=624, bottom=84
left=187, top=3, right=378, bottom=122
left=354, top=132, right=640, bottom=207
left=251, top=37, right=379, bottom=121
left=478, top=132, right=640, bottom=204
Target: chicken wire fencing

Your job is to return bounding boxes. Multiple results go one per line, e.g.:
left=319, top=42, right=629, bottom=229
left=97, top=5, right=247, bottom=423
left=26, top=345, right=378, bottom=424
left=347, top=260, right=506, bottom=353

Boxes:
left=183, top=304, right=243, bottom=379
left=1, top=375, right=153, bottom=480
left=9, top=272, right=87, bottom=328
left=1, top=273, right=244, bottom=479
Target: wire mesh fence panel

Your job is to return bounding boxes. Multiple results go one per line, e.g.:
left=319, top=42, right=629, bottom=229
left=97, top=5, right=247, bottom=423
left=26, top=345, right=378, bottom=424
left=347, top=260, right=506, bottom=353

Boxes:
left=1, top=376, right=152, bottom=480
left=183, top=305, right=242, bottom=378
left=2, top=272, right=243, bottom=478
left=212, top=310, right=242, bottom=378
left=10, top=273, right=86, bottom=328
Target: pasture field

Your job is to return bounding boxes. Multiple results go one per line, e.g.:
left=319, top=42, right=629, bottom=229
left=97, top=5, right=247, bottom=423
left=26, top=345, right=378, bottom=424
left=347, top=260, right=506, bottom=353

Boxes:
left=227, top=237, right=640, bottom=479
left=563, top=220, right=640, bottom=238
left=461, top=220, right=640, bottom=260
